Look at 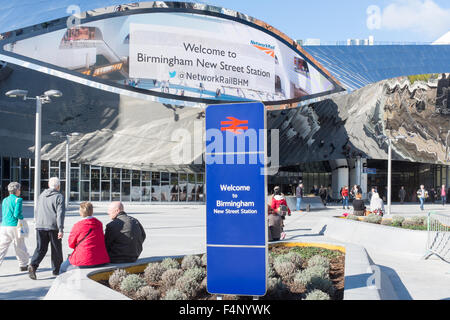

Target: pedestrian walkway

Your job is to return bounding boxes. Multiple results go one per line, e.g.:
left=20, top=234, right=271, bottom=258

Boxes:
left=0, top=202, right=449, bottom=299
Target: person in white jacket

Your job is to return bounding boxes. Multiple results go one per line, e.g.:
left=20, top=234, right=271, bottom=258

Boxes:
left=369, top=192, right=385, bottom=216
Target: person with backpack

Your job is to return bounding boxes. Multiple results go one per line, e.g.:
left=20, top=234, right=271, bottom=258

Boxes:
left=59, top=202, right=110, bottom=274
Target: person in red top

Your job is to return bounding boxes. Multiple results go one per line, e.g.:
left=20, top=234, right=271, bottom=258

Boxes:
left=341, top=186, right=350, bottom=210
left=59, top=202, right=110, bottom=274
left=270, top=186, right=291, bottom=240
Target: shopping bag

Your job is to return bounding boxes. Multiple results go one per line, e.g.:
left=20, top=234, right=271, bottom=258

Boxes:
left=17, top=219, right=29, bottom=239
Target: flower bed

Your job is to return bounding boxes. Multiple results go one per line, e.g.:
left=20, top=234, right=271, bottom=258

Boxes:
left=96, top=244, right=345, bottom=300
left=344, top=214, right=428, bottom=230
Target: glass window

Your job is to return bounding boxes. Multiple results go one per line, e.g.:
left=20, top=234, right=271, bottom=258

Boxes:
left=142, top=182, right=151, bottom=201
left=196, top=174, right=204, bottom=202
left=152, top=172, right=161, bottom=201
left=101, top=167, right=111, bottom=180
left=188, top=174, right=196, bottom=201
left=122, top=169, right=131, bottom=181
left=50, top=168, right=59, bottom=179
left=122, top=182, right=130, bottom=201
left=20, top=180, right=30, bottom=200
left=2, top=158, right=9, bottom=180
left=179, top=173, right=187, bottom=202
left=81, top=164, right=90, bottom=180
left=142, top=171, right=151, bottom=181
left=101, top=181, right=110, bottom=201
left=12, top=168, right=19, bottom=182
left=81, top=181, right=90, bottom=201
left=50, top=160, right=59, bottom=167
left=161, top=180, right=169, bottom=202
left=132, top=170, right=140, bottom=186
left=91, top=169, right=100, bottom=193
left=170, top=174, right=179, bottom=202
left=60, top=162, right=66, bottom=180
left=41, top=160, right=49, bottom=180
left=70, top=168, right=80, bottom=192
left=161, top=172, right=170, bottom=181
left=12, top=158, right=20, bottom=167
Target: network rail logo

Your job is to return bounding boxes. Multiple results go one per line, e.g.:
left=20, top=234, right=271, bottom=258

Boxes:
left=250, top=40, right=275, bottom=58
left=220, top=117, right=249, bottom=135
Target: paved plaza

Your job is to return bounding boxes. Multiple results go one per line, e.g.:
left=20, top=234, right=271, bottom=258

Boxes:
left=0, top=201, right=449, bottom=300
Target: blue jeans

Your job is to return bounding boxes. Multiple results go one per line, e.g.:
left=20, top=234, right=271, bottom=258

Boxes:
left=419, top=198, right=425, bottom=210
left=442, top=196, right=446, bottom=206
left=342, top=197, right=349, bottom=208
left=59, top=259, right=78, bottom=275
left=296, top=197, right=302, bottom=211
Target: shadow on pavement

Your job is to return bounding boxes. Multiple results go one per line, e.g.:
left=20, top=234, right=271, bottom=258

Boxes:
left=0, top=286, right=51, bottom=300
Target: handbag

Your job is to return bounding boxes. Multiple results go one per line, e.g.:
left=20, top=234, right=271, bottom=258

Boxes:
left=68, top=228, right=92, bottom=259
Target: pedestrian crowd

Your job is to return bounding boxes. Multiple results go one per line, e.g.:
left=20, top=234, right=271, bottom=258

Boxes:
left=0, top=177, right=146, bottom=278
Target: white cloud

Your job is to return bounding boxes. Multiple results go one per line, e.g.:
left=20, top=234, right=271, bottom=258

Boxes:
left=381, top=0, right=450, bottom=39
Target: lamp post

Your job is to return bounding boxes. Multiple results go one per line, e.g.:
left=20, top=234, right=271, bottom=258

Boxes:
left=5, top=89, right=62, bottom=219
left=377, top=134, right=406, bottom=216
left=51, top=131, right=81, bottom=208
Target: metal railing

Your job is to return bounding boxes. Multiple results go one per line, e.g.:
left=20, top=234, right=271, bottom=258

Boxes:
left=425, top=212, right=450, bottom=263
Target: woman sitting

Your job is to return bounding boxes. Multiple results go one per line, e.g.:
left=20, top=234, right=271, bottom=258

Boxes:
left=268, top=205, right=283, bottom=242
left=352, top=193, right=366, bottom=216
left=59, top=202, right=110, bottom=274
left=369, top=192, right=385, bottom=216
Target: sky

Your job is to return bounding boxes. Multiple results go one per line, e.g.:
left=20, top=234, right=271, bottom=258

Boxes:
left=201, top=0, right=450, bottom=43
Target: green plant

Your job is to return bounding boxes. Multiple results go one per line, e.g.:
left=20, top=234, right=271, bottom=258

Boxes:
left=183, top=267, right=206, bottom=283
left=144, top=262, right=165, bottom=283
left=160, top=258, right=180, bottom=271
left=266, top=277, right=287, bottom=298
left=163, top=288, right=188, bottom=300
left=304, top=289, right=331, bottom=300
left=307, top=255, right=330, bottom=270
left=392, top=216, right=405, bottom=227
left=181, top=255, right=202, bottom=270
left=366, top=214, right=382, bottom=224
left=161, top=269, right=184, bottom=288
left=305, top=265, right=330, bottom=279
left=120, top=274, right=146, bottom=295
left=411, top=216, right=427, bottom=226
left=135, top=285, right=160, bottom=300
left=108, top=269, right=128, bottom=290
left=289, top=246, right=343, bottom=260
left=381, top=219, right=392, bottom=226
left=347, top=215, right=360, bottom=221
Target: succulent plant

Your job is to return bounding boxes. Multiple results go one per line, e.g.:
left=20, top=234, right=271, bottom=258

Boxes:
left=160, top=258, right=180, bottom=271
left=108, top=269, right=128, bottom=290
left=266, top=277, right=287, bottom=298
left=181, top=255, right=202, bottom=270
left=347, top=215, right=360, bottom=221
left=285, top=252, right=303, bottom=269
left=183, top=267, right=206, bottom=283
left=308, top=255, right=330, bottom=270
left=306, top=276, right=334, bottom=294
left=293, top=265, right=330, bottom=289
left=201, top=253, right=207, bottom=267
left=163, top=288, right=188, bottom=300
left=381, top=219, right=392, bottom=226
left=304, top=289, right=331, bottom=300
left=144, top=262, right=165, bottom=284
left=365, top=214, right=382, bottom=224
left=200, top=277, right=208, bottom=291
left=392, top=216, right=405, bottom=227
left=119, top=274, right=146, bottom=295
left=134, top=285, right=160, bottom=300
left=161, top=268, right=184, bottom=288
left=273, top=261, right=297, bottom=282
left=175, top=275, right=201, bottom=299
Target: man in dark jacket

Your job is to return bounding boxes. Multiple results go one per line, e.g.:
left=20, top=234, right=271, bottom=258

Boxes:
left=29, top=177, right=65, bottom=279
left=105, top=202, right=146, bottom=263
left=295, top=183, right=304, bottom=212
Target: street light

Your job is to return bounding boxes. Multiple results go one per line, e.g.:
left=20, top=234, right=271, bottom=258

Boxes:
left=5, top=89, right=62, bottom=219
left=377, top=134, right=406, bottom=216
left=51, top=131, right=81, bottom=208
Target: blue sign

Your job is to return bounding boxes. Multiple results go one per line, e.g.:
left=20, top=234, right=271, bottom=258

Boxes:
left=206, top=102, right=267, bottom=296
left=364, top=168, right=377, bottom=174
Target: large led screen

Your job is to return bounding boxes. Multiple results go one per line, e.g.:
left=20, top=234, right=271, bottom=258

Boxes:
left=0, top=2, right=343, bottom=105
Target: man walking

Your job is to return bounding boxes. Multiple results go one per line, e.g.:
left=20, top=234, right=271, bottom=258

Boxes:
left=295, top=183, right=304, bottom=212
left=29, top=177, right=65, bottom=279
left=104, top=202, right=146, bottom=263
left=416, top=185, right=427, bottom=211
left=398, top=186, right=406, bottom=204
left=441, top=185, right=447, bottom=206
